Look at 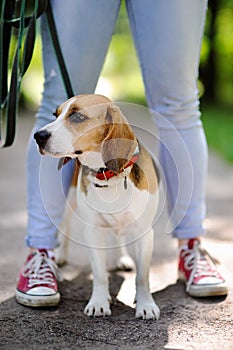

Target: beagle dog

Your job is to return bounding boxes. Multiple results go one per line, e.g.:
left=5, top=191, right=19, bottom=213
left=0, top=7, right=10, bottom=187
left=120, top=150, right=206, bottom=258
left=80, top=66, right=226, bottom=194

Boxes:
left=34, top=94, right=160, bottom=320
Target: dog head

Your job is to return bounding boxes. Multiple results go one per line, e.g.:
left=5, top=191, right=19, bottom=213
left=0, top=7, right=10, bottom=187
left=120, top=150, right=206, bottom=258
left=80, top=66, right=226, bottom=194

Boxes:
left=34, top=94, right=137, bottom=173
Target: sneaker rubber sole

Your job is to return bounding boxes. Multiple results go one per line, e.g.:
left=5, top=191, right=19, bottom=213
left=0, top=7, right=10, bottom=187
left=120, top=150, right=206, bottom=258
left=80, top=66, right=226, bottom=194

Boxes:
left=178, top=272, right=228, bottom=297
left=15, top=289, right=60, bottom=307
left=187, top=282, right=228, bottom=297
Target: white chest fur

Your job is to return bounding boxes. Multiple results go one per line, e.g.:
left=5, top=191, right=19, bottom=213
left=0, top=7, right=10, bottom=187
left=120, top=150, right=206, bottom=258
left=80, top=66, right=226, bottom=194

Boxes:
left=76, top=169, right=158, bottom=236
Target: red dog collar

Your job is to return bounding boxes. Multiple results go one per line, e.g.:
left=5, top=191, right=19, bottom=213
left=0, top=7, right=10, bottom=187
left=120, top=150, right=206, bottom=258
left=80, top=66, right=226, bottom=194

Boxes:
left=92, top=151, right=139, bottom=181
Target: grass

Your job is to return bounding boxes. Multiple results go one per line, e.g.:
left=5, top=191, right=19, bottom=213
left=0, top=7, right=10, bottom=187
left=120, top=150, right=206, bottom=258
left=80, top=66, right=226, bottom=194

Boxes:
left=201, top=104, right=233, bottom=164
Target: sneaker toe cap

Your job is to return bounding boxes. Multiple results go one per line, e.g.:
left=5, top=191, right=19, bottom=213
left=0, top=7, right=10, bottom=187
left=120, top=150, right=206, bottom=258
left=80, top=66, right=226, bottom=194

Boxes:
left=196, top=276, right=224, bottom=285
left=27, top=286, right=57, bottom=296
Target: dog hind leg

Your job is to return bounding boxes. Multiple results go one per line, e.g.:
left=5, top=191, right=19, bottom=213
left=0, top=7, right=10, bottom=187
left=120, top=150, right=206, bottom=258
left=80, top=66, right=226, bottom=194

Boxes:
left=56, top=186, right=77, bottom=266
left=115, top=236, right=135, bottom=271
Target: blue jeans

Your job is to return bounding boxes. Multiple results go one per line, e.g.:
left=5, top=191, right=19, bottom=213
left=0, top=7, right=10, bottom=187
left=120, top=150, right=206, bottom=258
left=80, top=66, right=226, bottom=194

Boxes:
left=26, top=0, right=208, bottom=249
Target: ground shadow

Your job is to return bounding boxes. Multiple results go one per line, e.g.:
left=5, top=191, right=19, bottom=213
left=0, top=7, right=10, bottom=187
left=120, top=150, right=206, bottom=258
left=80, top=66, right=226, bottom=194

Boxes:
left=0, top=271, right=170, bottom=349
left=0, top=275, right=230, bottom=349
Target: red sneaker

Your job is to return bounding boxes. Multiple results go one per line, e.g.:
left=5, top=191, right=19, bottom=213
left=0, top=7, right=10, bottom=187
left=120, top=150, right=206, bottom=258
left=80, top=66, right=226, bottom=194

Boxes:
left=16, top=249, right=62, bottom=307
left=178, top=239, right=228, bottom=297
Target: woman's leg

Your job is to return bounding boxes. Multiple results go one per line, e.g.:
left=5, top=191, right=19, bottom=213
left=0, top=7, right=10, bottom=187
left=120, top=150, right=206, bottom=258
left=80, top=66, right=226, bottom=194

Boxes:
left=126, top=0, right=227, bottom=297
left=16, top=0, right=122, bottom=308
left=26, top=0, right=121, bottom=249
left=126, top=0, right=208, bottom=239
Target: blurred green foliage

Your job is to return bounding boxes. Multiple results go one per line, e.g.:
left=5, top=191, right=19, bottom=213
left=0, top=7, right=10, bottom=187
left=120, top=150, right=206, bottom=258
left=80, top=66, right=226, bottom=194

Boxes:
left=20, top=33, right=43, bottom=109
left=202, top=105, right=233, bottom=163
left=200, top=0, right=233, bottom=105
left=214, top=5, right=233, bottom=104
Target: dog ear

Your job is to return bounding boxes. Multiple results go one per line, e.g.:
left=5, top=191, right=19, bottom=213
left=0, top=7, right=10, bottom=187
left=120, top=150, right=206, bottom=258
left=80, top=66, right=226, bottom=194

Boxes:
left=101, top=105, right=137, bottom=174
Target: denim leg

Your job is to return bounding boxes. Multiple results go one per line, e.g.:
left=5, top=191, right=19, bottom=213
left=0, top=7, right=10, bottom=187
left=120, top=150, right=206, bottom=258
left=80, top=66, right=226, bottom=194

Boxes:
left=126, top=0, right=208, bottom=239
left=26, top=122, right=74, bottom=249
left=26, top=0, right=121, bottom=248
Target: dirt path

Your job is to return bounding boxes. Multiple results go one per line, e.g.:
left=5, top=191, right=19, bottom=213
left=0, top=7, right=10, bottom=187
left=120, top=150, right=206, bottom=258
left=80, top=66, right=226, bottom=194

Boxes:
left=0, top=271, right=232, bottom=349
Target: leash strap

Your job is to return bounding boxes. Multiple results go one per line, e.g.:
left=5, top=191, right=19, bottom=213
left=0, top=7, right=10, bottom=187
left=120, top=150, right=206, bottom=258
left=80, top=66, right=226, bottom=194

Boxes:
left=45, top=1, right=74, bottom=99
left=0, top=0, right=73, bottom=148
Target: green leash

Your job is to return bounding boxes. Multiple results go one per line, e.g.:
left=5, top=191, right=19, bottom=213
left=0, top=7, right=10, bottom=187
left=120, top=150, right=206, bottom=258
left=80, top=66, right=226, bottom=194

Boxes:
left=0, top=0, right=74, bottom=148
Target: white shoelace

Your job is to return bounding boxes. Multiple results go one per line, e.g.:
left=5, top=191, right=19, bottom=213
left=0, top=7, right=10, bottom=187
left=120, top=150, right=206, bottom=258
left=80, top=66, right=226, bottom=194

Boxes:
left=181, top=241, right=220, bottom=292
left=22, top=251, right=63, bottom=288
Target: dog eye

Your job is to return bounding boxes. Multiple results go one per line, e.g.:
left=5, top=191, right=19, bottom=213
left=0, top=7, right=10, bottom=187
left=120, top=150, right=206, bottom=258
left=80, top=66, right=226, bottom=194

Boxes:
left=69, top=112, right=88, bottom=123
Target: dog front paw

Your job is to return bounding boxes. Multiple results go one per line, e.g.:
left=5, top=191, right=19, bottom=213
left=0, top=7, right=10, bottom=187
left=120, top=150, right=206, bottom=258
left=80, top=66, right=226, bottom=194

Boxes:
left=136, top=302, right=160, bottom=320
left=84, top=298, right=111, bottom=317
left=135, top=294, right=160, bottom=320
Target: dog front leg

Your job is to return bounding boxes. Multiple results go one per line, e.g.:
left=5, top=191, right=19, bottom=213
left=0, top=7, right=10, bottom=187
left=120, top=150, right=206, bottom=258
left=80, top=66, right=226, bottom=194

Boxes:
left=131, top=228, right=160, bottom=320
left=84, top=231, right=111, bottom=317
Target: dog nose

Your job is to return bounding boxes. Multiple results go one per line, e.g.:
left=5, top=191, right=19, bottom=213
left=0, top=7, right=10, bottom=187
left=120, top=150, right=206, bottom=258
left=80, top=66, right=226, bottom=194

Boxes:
left=34, top=130, right=51, bottom=148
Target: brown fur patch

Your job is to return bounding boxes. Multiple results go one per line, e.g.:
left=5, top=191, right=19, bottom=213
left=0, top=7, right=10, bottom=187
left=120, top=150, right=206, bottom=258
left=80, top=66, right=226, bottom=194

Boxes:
left=80, top=166, right=90, bottom=195
left=101, top=106, right=137, bottom=173
left=129, top=142, right=158, bottom=193
left=62, top=97, right=112, bottom=155
left=71, top=159, right=80, bottom=187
